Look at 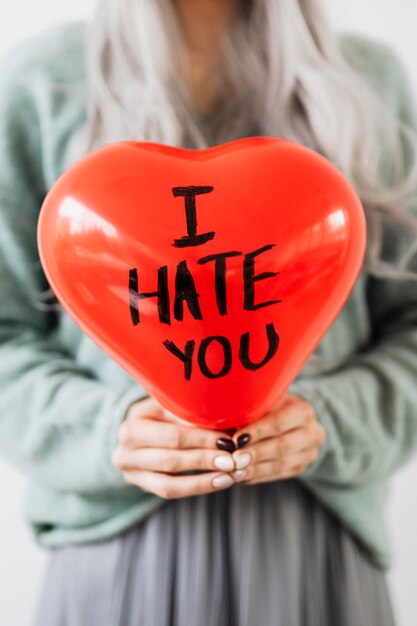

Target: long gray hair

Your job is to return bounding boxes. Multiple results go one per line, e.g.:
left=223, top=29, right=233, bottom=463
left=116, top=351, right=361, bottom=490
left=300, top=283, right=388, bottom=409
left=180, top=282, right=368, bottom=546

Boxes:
left=79, top=0, right=417, bottom=280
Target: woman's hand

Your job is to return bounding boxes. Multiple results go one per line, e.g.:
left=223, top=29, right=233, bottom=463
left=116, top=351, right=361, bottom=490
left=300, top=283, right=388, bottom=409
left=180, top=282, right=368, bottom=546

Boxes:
left=230, top=393, right=326, bottom=485
left=112, top=397, right=236, bottom=499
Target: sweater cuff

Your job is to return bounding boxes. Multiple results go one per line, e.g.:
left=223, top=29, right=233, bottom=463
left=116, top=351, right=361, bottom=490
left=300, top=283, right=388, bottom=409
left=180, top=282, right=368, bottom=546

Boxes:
left=102, top=385, right=150, bottom=487
left=288, top=379, right=333, bottom=479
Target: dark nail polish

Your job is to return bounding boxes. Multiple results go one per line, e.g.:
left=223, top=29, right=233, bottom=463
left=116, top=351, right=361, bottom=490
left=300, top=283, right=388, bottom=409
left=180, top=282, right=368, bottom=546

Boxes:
left=216, top=437, right=236, bottom=453
left=237, top=433, right=251, bottom=449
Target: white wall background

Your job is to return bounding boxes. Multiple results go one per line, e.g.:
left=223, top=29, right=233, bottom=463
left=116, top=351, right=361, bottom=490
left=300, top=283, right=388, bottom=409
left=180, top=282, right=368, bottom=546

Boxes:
left=0, top=1, right=416, bottom=625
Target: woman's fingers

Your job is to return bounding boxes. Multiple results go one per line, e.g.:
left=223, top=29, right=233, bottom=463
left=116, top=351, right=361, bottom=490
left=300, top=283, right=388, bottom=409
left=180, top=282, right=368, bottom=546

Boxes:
left=118, top=416, right=228, bottom=451
left=114, top=396, right=238, bottom=493
left=121, top=469, right=234, bottom=499
left=114, top=393, right=325, bottom=495
left=233, top=447, right=320, bottom=485
left=126, top=396, right=165, bottom=420
left=232, top=423, right=325, bottom=467
left=119, top=396, right=230, bottom=450
left=113, top=446, right=236, bottom=474
left=232, top=394, right=312, bottom=446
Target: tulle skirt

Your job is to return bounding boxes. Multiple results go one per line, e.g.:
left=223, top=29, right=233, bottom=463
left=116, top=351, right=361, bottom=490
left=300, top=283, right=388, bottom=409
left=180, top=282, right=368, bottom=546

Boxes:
left=33, top=479, right=396, bottom=626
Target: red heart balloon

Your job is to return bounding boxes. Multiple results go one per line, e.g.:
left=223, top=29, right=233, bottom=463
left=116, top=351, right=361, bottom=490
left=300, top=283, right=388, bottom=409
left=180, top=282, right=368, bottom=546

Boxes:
left=37, top=137, right=366, bottom=430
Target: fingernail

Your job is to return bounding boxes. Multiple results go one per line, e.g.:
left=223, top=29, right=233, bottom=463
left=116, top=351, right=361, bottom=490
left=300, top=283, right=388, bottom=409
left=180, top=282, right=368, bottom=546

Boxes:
left=216, top=437, right=236, bottom=453
left=235, top=453, right=251, bottom=470
left=237, top=433, right=251, bottom=448
left=233, top=469, right=248, bottom=482
left=213, top=474, right=234, bottom=490
left=214, top=455, right=235, bottom=472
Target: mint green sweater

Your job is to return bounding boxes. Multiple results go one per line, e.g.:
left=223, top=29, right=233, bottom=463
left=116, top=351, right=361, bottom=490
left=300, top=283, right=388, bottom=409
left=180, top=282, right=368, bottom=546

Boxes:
left=1, top=20, right=417, bottom=570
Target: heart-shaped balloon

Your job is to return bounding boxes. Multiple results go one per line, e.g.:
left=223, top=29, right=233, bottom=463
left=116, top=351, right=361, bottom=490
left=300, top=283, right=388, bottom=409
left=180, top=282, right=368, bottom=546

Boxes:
left=37, top=136, right=366, bottom=430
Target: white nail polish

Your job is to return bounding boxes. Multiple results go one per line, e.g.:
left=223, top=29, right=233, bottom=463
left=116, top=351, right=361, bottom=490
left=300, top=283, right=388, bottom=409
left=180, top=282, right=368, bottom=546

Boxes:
left=233, top=469, right=248, bottom=482
left=235, top=453, right=251, bottom=470
left=213, top=474, right=234, bottom=489
left=214, top=455, right=235, bottom=472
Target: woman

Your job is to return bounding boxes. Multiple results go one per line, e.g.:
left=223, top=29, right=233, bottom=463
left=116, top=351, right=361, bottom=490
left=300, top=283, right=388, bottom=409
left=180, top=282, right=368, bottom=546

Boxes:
left=0, top=1, right=417, bottom=624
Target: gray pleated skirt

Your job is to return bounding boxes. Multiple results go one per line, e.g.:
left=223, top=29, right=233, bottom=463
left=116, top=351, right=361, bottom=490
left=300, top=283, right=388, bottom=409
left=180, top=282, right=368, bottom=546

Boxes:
left=33, top=480, right=396, bottom=626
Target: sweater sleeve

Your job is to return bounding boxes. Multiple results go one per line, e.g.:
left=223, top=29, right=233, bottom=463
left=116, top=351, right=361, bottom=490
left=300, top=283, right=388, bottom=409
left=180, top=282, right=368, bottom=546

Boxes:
left=293, top=48, right=417, bottom=487
left=0, top=42, right=148, bottom=495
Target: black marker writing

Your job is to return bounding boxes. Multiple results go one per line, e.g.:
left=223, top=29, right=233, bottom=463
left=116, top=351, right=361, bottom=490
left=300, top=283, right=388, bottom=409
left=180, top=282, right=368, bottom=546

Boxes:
left=244, top=244, right=281, bottom=310
left=129, top=184, right=283, bottom=380
left=171, top=185, right=215, bottom=248
left=174, top=260, right=203, bottom=321
left=197, top=250, right=242, bottom=315
left=129, top=266, right=170, bottom=325
left=129, top=243, right=280, bottom=326
left=163, top=322, right=279, bottom=380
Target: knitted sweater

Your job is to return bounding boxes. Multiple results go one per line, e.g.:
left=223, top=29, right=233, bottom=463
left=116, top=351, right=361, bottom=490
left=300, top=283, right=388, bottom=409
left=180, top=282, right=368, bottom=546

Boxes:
left=0, top=20, right=417, bottom=569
